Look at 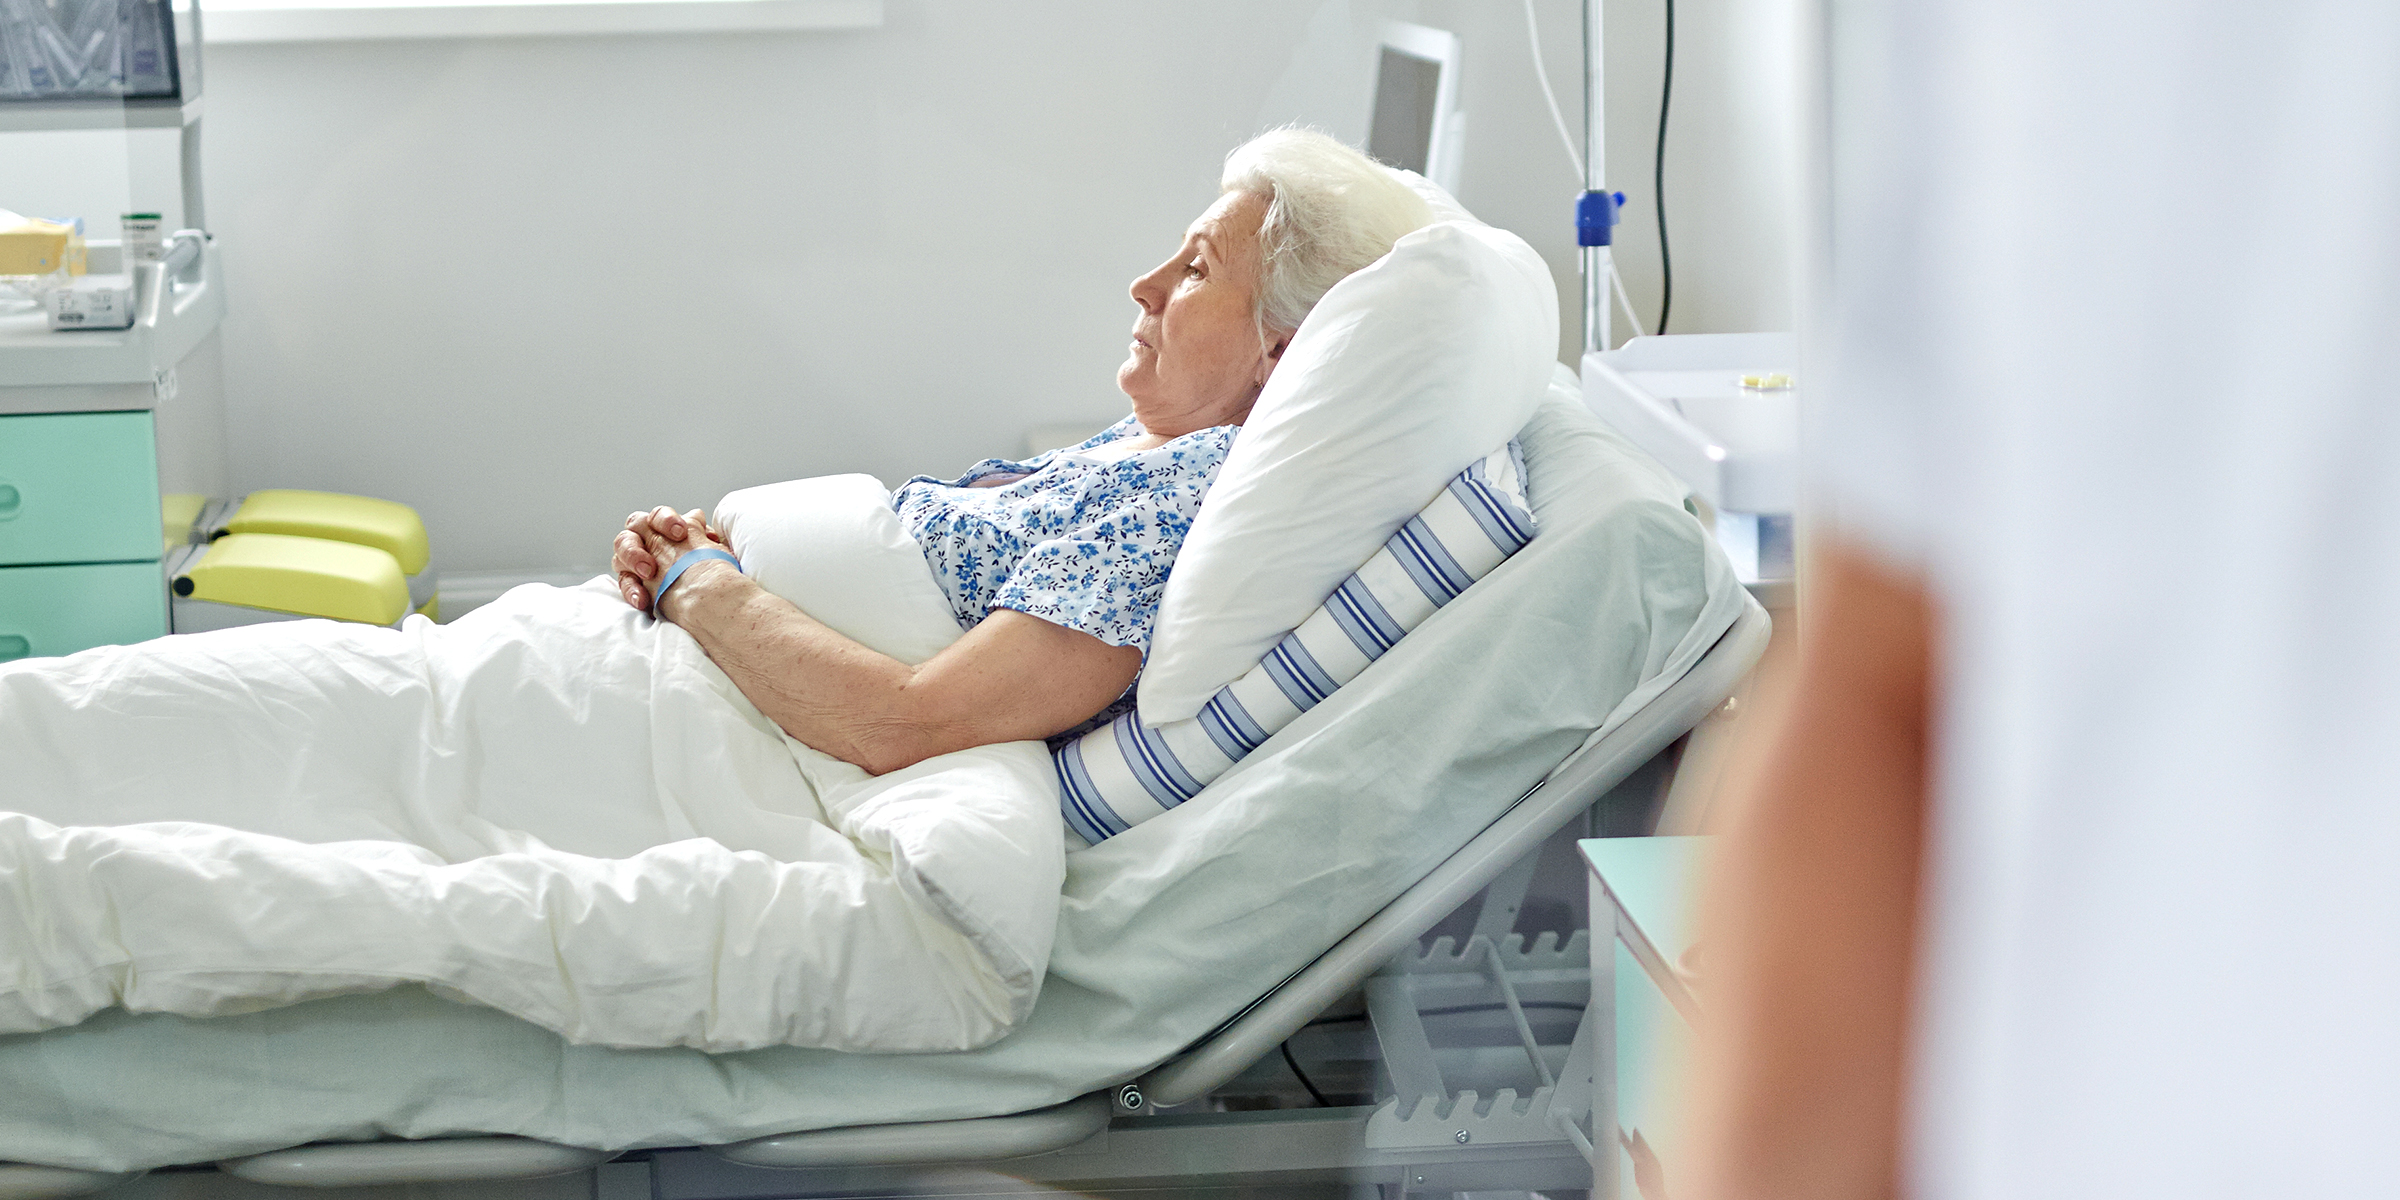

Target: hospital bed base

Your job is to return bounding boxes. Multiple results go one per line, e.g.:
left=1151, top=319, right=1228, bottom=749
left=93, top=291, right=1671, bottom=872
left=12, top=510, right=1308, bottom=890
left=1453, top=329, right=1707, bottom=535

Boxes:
left=649, top=920, right=1603, bottom=1197
left=678, top=925, right=1601, bottom=1197
left=0, top=605, right=1767, bottom=1200
left=654, top=1106, right=1594, bottom=1199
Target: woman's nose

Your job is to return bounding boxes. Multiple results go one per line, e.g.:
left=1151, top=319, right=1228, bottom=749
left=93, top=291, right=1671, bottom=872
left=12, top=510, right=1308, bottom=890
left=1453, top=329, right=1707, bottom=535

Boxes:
left=1129, top=264, right=1168, bottom=312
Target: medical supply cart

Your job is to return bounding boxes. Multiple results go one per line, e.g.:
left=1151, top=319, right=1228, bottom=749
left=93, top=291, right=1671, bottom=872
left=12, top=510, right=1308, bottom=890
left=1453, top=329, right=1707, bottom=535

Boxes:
left=0, top=234, right=227, bottom=660
left=3, top=0, right=231, bottom=662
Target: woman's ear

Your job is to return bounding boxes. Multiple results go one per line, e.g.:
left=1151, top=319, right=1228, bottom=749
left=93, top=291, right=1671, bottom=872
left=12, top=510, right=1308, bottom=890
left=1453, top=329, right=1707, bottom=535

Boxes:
left=1257, top=336, right=1296, bottom=386
left=1254, top=332, right=1293, bottom=388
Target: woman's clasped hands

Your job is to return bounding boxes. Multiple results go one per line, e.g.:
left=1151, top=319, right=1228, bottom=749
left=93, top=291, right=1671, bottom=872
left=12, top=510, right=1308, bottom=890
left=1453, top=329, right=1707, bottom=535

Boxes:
left=612, top=506, right=731, bottom=618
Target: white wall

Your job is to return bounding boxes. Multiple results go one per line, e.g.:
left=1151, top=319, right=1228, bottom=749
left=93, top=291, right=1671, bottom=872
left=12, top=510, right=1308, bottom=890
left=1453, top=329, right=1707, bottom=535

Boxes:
left=12, top=0, right=1801, bottom=578
left=1622, top=0, right=1809, bottom=337
left=4, top=127, right=190, bottom=233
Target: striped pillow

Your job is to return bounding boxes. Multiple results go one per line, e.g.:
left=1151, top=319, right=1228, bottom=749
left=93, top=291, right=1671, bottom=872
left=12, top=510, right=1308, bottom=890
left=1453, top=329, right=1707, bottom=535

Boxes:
left=1056, top=441, right=1538, bottom=845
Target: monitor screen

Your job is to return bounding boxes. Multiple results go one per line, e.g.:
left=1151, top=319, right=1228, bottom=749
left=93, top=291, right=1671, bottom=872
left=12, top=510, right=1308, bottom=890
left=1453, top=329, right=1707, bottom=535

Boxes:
left=0, top=0, right=184, bottom=103
left=1368, top=47, right=1444, bottom=175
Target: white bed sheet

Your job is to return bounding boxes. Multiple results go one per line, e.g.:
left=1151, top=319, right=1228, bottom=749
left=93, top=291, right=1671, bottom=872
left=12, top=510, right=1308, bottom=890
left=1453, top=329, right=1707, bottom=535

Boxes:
left=0, top=394, right=1749, bottom=1171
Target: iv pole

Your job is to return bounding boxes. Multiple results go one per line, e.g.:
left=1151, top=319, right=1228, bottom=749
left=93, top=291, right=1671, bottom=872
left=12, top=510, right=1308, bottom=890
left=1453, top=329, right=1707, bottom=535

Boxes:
left=1579, top=0, right=1623, bottom=355
left=1577, top=7, right=1624, bottom=1194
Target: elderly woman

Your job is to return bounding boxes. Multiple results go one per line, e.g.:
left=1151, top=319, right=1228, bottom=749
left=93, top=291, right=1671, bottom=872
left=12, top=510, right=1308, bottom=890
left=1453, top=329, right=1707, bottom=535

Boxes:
left=0, top=128, right=1440, bottom=1057
left=609, top=128, right=1431, bottom=776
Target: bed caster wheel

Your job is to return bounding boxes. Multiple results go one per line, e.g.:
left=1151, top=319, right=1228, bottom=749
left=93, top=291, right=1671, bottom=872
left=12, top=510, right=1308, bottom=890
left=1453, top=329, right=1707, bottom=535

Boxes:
left=1115, top=1085, right=1145, bottom=1113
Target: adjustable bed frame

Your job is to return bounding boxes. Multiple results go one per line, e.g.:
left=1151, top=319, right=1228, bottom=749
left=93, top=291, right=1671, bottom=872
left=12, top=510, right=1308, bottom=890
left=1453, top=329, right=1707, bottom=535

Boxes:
left=2, top=603, right=1768, bottom=1200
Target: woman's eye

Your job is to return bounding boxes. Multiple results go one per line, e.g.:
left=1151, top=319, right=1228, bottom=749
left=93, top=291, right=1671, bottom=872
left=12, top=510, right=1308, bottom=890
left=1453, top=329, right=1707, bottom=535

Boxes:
left=1183, top=262, right=1204, bottom=279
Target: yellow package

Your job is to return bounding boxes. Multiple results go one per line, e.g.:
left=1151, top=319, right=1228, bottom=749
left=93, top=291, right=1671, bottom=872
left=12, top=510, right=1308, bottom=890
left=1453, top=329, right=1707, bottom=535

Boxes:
left=0, top=213, right=87, bottom=276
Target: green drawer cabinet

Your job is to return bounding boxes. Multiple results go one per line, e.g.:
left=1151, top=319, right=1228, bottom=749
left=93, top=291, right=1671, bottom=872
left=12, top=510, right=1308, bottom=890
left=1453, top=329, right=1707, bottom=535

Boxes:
left=0, top=562, right=169, bottom=661
left=0, top=412, right=170, bottom=662
left=0, top=412, right=163, bottom=567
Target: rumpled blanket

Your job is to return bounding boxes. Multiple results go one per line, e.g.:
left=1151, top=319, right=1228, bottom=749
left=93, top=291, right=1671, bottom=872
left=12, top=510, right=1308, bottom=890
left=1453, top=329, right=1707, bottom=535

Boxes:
left=0, top=475, right=1063, bottom=1053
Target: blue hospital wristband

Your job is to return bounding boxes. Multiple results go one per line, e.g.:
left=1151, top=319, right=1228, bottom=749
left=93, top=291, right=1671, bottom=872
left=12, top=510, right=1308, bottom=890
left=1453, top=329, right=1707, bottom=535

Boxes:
left=650, top=546, right=741, bottom=617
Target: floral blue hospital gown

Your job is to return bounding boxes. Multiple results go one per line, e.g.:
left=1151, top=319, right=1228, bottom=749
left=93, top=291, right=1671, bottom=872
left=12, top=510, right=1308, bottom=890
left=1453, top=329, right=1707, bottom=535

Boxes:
left=892, top=416, right=1238, bottom=664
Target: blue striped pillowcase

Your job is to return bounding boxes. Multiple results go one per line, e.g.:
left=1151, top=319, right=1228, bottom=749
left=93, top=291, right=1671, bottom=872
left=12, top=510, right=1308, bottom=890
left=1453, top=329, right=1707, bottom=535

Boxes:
left=1057, top=442, right=1538, bottom=845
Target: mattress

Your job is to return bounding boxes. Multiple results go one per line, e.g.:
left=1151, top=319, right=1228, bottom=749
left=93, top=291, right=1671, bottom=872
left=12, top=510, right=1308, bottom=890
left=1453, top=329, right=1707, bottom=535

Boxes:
left=0, top=393, right=1749, bottom=1170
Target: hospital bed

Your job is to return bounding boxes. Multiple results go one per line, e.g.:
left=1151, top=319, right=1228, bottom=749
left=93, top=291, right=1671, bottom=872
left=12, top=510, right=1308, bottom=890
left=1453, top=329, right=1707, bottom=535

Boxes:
left=0, top=395, right=1763, bottom=1199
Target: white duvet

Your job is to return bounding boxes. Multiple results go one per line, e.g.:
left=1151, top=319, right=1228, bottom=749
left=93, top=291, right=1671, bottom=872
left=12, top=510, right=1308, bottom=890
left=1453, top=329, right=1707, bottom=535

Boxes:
left=0, top=475, right=1064, bottom=1054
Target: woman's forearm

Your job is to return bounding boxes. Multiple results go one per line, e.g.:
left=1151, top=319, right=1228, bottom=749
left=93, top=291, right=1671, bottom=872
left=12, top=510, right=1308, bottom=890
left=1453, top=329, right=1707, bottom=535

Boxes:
left=661, top=562, right=957, bottom=774
left=655, top=560, right=1142, bottom=775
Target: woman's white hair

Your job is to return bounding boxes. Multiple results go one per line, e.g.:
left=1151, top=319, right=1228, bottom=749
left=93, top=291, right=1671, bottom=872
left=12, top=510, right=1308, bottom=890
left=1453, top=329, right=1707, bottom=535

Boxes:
left=1221, top=127, right=1435, bottom=339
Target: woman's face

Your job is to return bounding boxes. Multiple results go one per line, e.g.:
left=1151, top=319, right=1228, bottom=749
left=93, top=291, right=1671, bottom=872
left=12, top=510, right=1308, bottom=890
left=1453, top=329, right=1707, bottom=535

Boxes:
left=1119, top=190, right=1290, bottom=437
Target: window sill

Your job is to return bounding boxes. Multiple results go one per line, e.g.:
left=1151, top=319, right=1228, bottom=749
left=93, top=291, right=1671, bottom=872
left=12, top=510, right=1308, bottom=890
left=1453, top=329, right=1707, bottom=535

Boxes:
left=202, top=0, right=879, bottom=43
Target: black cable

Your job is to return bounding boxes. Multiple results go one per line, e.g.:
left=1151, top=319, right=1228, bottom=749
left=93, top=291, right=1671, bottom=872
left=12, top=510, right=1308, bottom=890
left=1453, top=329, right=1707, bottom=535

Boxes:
left=1654, top=0, right=1676, bottom=334
left=1281, top=1039, right=1333, bottom=1107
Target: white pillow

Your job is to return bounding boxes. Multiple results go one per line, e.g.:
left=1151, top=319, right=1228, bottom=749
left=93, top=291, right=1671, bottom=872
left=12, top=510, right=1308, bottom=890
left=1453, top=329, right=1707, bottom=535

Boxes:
left=1136, top=185, right=1558, bottom=723
left=710, top=474, right=965, bottom=666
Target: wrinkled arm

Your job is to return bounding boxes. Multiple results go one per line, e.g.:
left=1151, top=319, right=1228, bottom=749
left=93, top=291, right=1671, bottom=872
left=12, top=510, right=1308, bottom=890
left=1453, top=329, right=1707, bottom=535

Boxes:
left=662, top=559, right=1139, bottom=776
left=1684, top=537, right=1934, bottom=1200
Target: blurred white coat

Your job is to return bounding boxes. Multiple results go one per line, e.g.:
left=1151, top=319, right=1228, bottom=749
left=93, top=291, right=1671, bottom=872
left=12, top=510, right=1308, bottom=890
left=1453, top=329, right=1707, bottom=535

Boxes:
left=1811, top=2, right=2400, bottom=1195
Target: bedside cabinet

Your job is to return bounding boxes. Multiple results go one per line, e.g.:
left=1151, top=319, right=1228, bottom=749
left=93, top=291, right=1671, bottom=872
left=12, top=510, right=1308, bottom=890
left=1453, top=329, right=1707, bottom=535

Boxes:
left=0, top=237, right=227, bottom=664
left=0, top=411, right=170, bottom=661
